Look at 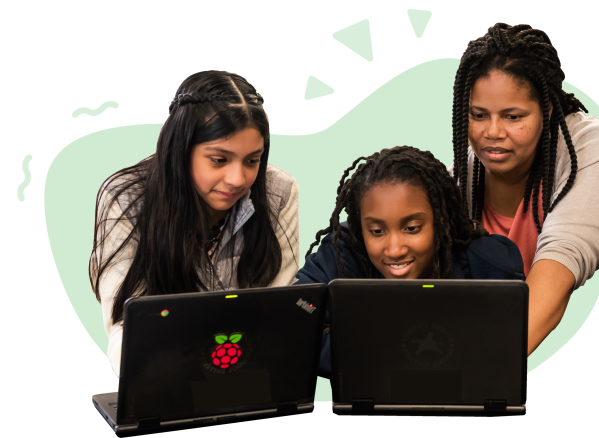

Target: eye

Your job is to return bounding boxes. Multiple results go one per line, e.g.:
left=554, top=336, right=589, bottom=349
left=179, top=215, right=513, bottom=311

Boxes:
left=470, top=112, right=522, bottom=122
left=506, top=114, right=521, bottom=120
left=210, top=157, right=227, bottom=165
left=369, top=228, right=384, bottom=236
left=469, top=112, right=486, bottom=120
left=246, top=158, right=261, bottom=166
left=404, top=225, right=421, bottom=234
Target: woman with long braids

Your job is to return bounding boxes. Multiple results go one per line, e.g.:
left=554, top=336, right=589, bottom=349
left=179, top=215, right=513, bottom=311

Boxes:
left=296, top=146, right=524, bottom=377
left=451, top=23, right=599, bottom=354
left=89, top=71, right=299, bottom=376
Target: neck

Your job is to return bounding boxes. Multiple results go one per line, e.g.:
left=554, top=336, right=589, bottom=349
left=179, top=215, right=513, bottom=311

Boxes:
left=484, top=167, right=530, bottom=218
left=207, top=207, right=229, bottom=228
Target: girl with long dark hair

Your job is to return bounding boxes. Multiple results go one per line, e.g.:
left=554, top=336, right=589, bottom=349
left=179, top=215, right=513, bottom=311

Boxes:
left=89, top=71, right=298, bottom=376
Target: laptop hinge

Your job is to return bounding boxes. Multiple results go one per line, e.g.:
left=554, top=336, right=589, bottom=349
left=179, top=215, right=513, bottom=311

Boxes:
left=352, top=398, right=375, bottom=412
left=137, top=416, right=160, bottom=430
left=277, top=401, right=298, bottom=414
left=484, top=399, right=507, bottom=412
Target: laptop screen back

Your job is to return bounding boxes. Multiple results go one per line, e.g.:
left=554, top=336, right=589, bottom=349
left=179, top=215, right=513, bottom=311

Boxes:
left=328, top=279, right=528, bottom=407
left=117, top=284, right=326, bottom=424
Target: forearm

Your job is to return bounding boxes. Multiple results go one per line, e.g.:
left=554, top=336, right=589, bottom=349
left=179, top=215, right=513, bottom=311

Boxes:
left=526, top=259, right=574, bottom=355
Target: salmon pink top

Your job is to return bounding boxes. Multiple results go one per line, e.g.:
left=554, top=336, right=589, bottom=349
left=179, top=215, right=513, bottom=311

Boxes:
left=482, top=192, right=543, bottom=277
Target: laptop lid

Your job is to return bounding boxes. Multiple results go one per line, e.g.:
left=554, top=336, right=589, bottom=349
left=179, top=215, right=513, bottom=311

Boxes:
left=328, top=279, right=528, bottom=411
left=116, top=284, right=327, bottom=425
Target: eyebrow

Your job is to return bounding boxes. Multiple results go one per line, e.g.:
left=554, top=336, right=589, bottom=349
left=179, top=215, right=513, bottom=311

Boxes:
left=363, top=212, right=427, bottom=223
left=202, top=146, right=264, bottom=157
left=470, top=105, right=527, bottom=112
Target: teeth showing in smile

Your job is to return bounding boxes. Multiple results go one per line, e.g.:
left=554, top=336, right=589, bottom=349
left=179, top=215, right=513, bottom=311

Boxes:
left=388, top=261, right=412, bottom=269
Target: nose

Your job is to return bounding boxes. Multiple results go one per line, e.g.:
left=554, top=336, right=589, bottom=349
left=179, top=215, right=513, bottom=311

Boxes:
left=485, top=115, right=506, bottom=139
left=223, top=162, right=246, bottom=188
left=384, top=231, right=409, bottom=260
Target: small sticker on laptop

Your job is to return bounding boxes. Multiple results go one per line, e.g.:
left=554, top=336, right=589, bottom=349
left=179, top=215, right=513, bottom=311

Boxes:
left=201, top=332, right=252, bottom=374
left=296, top=298, right=316, bottom=314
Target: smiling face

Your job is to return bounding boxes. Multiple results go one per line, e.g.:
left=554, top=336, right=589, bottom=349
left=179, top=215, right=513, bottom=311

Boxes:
left=469, top=70, right=547, bottom=180
left=360, top=182, right=435, bottom=280
left=190, top=127, right=264, bottom=224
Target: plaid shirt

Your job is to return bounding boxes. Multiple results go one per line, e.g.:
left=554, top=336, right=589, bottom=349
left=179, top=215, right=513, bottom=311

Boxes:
left=206, top=214, right=230, bottom=262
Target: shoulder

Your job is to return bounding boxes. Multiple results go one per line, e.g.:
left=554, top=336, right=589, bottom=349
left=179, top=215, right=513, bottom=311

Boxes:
left=98, top=167, right=146, bottom=225
left=457, top=234, right=525, bottom=280
left=266, top=163, right=296, bottom=194
left=265, top=164, right=298, bottom=212
left=565, top=112, right=599, bottom=146
left=557, top=112, right=599, bottom=174
left=318, top=223, right=356, bottom=253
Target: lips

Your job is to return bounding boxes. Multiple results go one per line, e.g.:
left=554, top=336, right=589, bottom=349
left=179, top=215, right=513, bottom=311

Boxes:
left=384, top=260, right=414, bottom=266
left=384, top=260, right=414, bottom=278
left=484, top=147, right=509, bottom=153
left=215, top=190, right=239, bottom=196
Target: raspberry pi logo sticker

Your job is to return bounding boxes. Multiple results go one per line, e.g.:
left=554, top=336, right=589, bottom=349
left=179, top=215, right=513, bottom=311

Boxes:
left=203, top=332, right=252, bottom=374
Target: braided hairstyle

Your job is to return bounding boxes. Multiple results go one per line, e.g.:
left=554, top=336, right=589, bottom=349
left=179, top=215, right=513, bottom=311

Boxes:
left=453, top=23, right=587, bottom=232
left=306, top=146, right=488, bottom=279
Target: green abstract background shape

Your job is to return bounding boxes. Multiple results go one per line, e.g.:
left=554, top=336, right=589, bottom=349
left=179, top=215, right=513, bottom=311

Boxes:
left=17, top=154, right=33, bottom=240
left=57, top=100, right=160, bottom=160
left=304, top=75, right=385, bottom=128
left=333, top=19, right=373, bottom=61
left=406, top=8, right=439, bottom=49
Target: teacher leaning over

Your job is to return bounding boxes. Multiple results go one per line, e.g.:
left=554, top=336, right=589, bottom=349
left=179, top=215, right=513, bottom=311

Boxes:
left=450, top=23, right=599, bottom=355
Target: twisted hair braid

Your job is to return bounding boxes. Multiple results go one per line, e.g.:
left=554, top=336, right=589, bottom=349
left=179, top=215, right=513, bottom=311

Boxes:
left=168, top=91, right=265, bottom=114
left=306, top=146, right=488, bottom=279
left=452, top=23, right=588, bottom=232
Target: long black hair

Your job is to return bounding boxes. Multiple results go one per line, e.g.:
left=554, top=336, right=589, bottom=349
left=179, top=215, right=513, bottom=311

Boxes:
left=306, top=146, right=488, bottom=279
left=90, top=71, right=283, bottom=324
left=452, top=23, right=587, bottom=232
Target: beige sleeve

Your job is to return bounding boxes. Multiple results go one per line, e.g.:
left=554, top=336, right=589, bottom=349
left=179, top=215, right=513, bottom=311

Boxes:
left=269, top=179, right=300, bottom=287
left=533, top=163, right=599, bottom=289
left=92, top=191, right=138, bottom=377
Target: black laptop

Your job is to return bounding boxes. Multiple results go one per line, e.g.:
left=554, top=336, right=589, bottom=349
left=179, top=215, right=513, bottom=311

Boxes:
left=92, top=284, right=327, bottom=436
left=328, top=279, right=528, bottom=416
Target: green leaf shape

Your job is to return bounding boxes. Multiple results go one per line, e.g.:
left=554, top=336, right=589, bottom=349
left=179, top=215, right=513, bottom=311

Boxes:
left=215, top=335, right=228, bottom=344
left=229, top=333, right=242, bottom=343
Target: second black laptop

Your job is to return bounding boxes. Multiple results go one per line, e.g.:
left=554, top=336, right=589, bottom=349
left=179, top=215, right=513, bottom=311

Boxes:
left=328, top=279, right=528, bottom=416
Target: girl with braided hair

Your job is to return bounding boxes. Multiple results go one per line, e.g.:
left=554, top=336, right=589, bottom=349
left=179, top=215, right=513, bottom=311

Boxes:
left=295, top=146, right=524, bottom=378
left=89, top=71, right=299, bottom=376
left=451, top=23, right=599, bottom=354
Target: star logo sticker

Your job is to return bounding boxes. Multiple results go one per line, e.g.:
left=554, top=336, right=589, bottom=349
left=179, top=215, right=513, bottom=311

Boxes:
left=412, top=332, right=443, bottom=355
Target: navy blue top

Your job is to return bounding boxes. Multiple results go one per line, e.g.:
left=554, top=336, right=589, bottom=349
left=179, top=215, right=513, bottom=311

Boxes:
left=295, top=224, right=525, bottom=378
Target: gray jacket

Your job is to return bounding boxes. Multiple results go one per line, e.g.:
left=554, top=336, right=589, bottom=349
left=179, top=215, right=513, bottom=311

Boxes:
left=92, top=164, right=299, bottom=376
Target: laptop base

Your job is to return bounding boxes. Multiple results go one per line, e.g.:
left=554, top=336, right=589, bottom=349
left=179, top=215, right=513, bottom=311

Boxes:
left=333, top=399, right=526, bottom=413
left=92, top=391, right=314, bottom=433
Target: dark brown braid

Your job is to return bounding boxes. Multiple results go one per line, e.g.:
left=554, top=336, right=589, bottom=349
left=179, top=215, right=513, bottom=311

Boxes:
left=453, top=23, right=588, bottom=232
left=168, top=91, right=264, bottom=114
left=306, top=146, right=488, bottom=279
